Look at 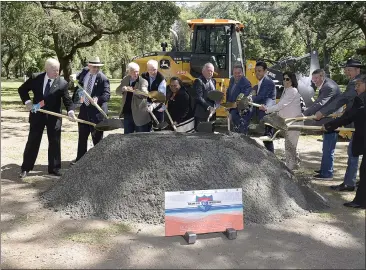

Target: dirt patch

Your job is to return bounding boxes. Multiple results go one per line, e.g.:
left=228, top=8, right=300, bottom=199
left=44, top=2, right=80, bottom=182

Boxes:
left=42, top=132, right=328, bottom=225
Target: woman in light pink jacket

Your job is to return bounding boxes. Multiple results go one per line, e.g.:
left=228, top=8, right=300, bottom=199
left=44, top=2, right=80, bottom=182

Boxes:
left=259, top=71, right=302, bottom=170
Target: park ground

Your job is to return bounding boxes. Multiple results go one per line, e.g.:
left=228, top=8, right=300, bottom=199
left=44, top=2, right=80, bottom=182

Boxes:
left=1, top=79, right=365, bottom=269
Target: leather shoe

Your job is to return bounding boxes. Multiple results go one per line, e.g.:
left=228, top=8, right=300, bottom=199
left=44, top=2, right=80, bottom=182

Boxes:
left=49, top=170, right=62, bottom=176
left=343, top=202, right=365, bottom=209
left=314, top=170, right=321, bottom=174
left=70, top=160, right=77, bottom=166
left=313, top=174, right=333, bottom=180
left=19, top=171, right=28, bottom=178
left=330, top=183, right=355, bottom=192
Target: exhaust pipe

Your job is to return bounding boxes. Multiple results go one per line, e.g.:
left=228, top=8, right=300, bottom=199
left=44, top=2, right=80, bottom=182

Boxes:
left=169, top=28, right=179, bottom=52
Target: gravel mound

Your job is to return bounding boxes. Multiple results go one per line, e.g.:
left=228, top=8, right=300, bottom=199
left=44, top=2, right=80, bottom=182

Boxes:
left=41, top=132, right=328, bottom=224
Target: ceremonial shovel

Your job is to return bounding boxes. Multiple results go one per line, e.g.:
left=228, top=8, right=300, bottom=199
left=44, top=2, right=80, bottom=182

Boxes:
left=73, top=80, right=124, bottom=130
left=262, top=112, right=341, bottom=131
left=197, top=90, right=225, bottom=133
left=122, top=86, right=168, bottom=130
left=261, top=113, right=354, bottom=141
left=36, top=107, right=122, bottom=131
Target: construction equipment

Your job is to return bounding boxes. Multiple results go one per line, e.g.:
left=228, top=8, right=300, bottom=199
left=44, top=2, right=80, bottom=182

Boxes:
left=133, top=18, right=318, bottom=117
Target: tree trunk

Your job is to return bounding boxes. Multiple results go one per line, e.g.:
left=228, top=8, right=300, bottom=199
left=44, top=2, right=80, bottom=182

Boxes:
left=4, top=53, right=14, bottom=79
left=58, top=57, right=73, bottom=82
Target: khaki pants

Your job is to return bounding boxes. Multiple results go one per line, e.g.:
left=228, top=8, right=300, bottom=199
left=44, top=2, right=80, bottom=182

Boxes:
left=285, top=130, right=300, bottom=170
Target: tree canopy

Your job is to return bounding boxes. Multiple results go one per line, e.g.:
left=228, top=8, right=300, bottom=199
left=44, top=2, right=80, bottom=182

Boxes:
left=1, top=1, right=364, bottom=81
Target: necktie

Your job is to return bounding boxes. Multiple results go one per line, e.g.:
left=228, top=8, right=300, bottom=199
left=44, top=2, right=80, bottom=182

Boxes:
left=84, top=75, right=94, bottom=106
left=44, top=79, right=51, bottom=98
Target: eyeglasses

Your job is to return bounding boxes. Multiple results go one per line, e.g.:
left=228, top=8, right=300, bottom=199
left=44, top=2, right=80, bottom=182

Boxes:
left=283, top=77, right=291, bottom=81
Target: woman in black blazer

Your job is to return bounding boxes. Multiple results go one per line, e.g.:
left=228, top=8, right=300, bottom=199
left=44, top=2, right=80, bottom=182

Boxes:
left=165, top=77, right=194, bottom=132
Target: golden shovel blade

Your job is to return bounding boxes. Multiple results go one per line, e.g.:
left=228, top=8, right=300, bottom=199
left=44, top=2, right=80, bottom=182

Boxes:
left=221, top=102, right=237, bottom=109
left=149, top=91, right=166, bottom=102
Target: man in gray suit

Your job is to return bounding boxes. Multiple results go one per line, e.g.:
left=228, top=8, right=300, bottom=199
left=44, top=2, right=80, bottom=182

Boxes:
left=116, top=62, right=151, bottom=134
left=303, top=69, right=341, bottom=180
left=314, top=59, right=363, bottom=191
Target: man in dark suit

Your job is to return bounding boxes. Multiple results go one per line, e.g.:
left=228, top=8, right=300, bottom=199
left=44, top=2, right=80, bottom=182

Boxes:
left=226, top=64, right=253, bottom=134
left=315, top=59, right=363, bottom=191
left=303, top=69, right=341, bottom=180
left=252, top=61, right=276, bottom=152
left=18, top=58, right=76, bottom=178
left=194, top=62, right=217, bottom=131
left=71, top=57, right=110, bottom=164
left=323, top=74, right=366, bottom=209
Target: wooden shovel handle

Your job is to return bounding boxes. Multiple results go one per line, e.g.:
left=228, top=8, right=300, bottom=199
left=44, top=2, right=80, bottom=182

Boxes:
left=285, top=113, right=341, bottom=123
left=288, top=125, right=354, bottom=132
left=38, top=109, right=95, bottom=126
left=165, top=109, right=177, bottom=131
left=74, top=81, right=108, bottom=119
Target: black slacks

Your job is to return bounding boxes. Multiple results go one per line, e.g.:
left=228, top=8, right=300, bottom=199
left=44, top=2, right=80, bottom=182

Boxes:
left=21, top=113, right=61, bottom=172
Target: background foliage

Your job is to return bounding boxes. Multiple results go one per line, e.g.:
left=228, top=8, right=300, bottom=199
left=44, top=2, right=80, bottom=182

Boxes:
left=2, top=1, right=365, bottom=83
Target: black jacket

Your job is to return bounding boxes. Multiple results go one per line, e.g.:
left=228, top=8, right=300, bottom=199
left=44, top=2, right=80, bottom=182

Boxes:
left=73, top=67, right=110, bottom=123
left=194, top=76, right=217, bottom=119
left=18, top=72, right=74, bottom=114
left=325, top=92, right=366, bottom=156
left=166, top=86, right=193, bottom=124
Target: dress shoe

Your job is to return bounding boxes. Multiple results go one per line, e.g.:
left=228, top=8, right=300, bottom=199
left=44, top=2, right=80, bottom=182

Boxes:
left=19, top=171, right=28, bottom=178
left=356, top=181, right=360, bottom=187
left=330, top=183, right=355, bottom=192
left=49, top=170, right=62, bottom=176
left=313, top=174, right=333, bottom=180
left=70, top=160, right=77, bottom=166
left=314, top=170, right=321, bottom=174
left=343, top=202, right=365, bottom=209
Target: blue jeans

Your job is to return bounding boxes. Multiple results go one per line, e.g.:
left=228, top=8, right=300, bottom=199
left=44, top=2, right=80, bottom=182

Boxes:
left=230, top=109, right=251, bottom=135
left=123, top=114, right=151, bottom=134
left=344, top=135, right=360, bottom=187
left=320, top=131, right=338, bottom=177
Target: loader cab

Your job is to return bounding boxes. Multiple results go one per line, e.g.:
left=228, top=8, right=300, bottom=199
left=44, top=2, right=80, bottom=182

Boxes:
left=187, top=19, right=245, bottom=78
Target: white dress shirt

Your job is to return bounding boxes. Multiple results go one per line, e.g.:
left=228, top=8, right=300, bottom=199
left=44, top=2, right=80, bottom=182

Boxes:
left=148, top=76, right=167, bottom=110
left=257, top=77, right=264, bottom=95
left=26, top=73, right=74, bottom=115
left=25, top=74, right=54, bottom=105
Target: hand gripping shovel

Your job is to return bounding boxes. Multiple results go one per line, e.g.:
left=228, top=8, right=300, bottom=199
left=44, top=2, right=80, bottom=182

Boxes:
left=124, top=87, right=168, bottom=130
left=165, top=108, right=177, bottom=132
left=37, top=108, right=122, bottom=131
left=196, top=90, right=225, bottom=133
left=73, top=80, right=123, bottom=130
left=74, top=81, right=108, bottom=119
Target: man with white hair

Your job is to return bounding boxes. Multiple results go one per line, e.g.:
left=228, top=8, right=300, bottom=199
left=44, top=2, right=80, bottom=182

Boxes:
left=18, top=58, right=76, bottom=178
left=193, top=62, right=217, bottom=131
left=116, top=62, right=151, bottom=133
left=71, top=56, right=110, bottom=165
left=141, top=59, right=167, bottom=127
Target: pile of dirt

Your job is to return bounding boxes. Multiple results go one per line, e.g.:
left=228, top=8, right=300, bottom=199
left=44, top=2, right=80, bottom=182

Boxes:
left=41, top=132, right=328, bottom=225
